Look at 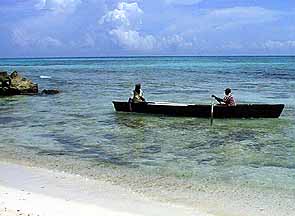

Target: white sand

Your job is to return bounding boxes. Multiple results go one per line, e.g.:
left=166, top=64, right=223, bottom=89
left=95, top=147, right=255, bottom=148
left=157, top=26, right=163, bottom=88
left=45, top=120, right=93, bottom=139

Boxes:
left=0, top=162, right=211, bottom=216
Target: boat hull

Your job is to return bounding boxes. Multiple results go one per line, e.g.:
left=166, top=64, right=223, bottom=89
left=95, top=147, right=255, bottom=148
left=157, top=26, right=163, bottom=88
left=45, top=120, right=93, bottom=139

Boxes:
left=112, top=101, right=284, bottom=118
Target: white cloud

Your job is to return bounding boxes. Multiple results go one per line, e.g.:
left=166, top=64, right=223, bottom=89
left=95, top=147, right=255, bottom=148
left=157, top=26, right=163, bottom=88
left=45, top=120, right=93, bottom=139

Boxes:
left=35, top=0, right=81, bottom=13
left=69, top=33, right=97, bottom=48
left=263, top=40, right=295, bottom=49
left=40, top=36, right=63, bottom=47
left=208, top=7, right=279, bottom=26
left=161, top=35, right=193, bottom=50
left=110, top=29, right=156, bottom=50
left=99, top=2, right=143, bottom=29
left=9, top=0, right=109, bottom=54
left=12, top=28, right=31, bottom=47
left=162, top=6, right=280, bottom=43
left=100, top=2, right=157, bottom=51
left=100, top=1, right=194, bottom=51
left=83, top=33, right=96, bottom=48
left=12, top=28, right=62, bottom=48
left=175, top=6, right=280, bottom=34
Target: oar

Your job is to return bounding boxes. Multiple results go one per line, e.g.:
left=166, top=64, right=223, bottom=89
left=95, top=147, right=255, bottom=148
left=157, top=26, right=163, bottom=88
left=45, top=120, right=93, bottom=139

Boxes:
left=210, top=98, right=215, bottom=126
left=128, top=98, right=133, bottom=112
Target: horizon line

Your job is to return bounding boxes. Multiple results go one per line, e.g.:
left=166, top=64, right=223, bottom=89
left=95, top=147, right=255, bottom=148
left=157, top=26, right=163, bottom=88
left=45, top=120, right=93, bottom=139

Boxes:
left=1, top=54, right=295, bottom=60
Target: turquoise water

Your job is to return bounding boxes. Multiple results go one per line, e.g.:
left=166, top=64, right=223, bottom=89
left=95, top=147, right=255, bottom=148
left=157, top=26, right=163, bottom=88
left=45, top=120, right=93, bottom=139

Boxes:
left=0, top=56, right=295, bottom=208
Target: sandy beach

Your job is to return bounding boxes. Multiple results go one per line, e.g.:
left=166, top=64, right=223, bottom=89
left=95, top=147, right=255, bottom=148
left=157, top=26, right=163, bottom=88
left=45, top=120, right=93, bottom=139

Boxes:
left=0, top=161, right=211, bottom=216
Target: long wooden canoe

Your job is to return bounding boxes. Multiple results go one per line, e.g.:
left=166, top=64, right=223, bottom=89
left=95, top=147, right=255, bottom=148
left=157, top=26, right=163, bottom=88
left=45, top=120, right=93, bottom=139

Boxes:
left=112, top=101, right=284, bottom=118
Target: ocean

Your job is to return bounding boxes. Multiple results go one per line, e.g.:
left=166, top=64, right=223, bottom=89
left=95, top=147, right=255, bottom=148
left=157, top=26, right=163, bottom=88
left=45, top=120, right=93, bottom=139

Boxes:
left=1, top=56, right=295, bottom=214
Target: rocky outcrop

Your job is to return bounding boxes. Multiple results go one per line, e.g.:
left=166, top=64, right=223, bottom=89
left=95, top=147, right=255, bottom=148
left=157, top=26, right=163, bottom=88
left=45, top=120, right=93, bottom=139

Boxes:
left=0, top=71, right=38, bottom=96
left=0, top=71, right=59, bottom=96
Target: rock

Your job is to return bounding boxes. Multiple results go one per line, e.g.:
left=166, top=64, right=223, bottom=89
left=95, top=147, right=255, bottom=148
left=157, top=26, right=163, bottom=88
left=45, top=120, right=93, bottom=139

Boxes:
left=41, top=89, right=60, bottom=95
left=0, top=71, right=38, bottom=96
left=0, top=71, right=61, bottom=97
left=9, top=71, right=38, bottom=95
left=0, top=71, right=13, bottom=95
left=0, top=71, right=11, bottom=87
left=0, top=71, right=8, bottom=76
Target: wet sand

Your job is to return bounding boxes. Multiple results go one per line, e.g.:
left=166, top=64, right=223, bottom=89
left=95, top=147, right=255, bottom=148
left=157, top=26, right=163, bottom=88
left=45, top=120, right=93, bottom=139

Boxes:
left=0, top=162, right=210, bottom=216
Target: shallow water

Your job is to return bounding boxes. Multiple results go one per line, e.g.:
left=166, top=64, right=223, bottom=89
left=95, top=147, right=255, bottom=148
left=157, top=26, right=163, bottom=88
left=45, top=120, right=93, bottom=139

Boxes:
left=1, top=56, right=295, bottom=211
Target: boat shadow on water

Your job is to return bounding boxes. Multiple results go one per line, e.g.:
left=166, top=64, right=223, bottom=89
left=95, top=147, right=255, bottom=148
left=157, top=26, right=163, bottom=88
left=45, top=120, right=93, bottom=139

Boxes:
left=113, top=108, right=290, bottom=130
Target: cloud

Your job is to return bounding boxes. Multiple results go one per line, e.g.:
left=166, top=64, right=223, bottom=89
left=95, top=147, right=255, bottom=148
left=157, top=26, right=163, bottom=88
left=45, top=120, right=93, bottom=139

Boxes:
left=12, top=27, right=62, bottom=48
left=159, top=6, right=281, bottom=51
left=110, top=29, right=156, bottom=50
left=177, top=7, right=280, bottom=35
left=99, top=3, right=282, bottom=53
left=35, top=0, right=81, bottom=13
left=99, top=2, right=143, bottom=29
left=1, top=0, right=293, bottom=56
left=263, top=40, right=295, bottom=49
left=207, top=7, right=279, bottom=28
left=8, top=0, right=110, bottom=56
left=161, top=35, right=193, bottom=50
left=100, top=2, right=157, bottom=51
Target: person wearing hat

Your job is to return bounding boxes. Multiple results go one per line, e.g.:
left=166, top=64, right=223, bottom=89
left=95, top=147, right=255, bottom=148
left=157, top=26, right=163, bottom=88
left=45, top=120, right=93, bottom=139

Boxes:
left=132, top=83, right=146, bottom=103
left=212, top=88, right=236, bottom=106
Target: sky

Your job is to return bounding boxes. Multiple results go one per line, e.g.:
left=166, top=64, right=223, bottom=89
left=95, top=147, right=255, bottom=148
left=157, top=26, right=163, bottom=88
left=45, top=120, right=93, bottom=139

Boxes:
left=0, top=0, right=295, bottom=57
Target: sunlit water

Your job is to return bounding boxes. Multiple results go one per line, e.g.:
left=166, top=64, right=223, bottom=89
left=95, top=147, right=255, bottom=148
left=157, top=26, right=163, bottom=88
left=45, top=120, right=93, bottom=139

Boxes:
left=1, top=56, right=295, bottom=211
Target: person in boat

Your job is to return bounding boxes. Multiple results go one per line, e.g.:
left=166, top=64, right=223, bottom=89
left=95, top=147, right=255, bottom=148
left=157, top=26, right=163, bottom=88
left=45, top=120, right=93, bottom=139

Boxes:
left=212, top=88, right=236, bottom=106
left=131, top=83, right=146, bottom=103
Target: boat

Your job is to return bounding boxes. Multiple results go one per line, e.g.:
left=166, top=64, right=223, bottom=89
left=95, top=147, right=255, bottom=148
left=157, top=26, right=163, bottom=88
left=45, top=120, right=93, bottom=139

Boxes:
left=112, top=101, right=284, bottom=118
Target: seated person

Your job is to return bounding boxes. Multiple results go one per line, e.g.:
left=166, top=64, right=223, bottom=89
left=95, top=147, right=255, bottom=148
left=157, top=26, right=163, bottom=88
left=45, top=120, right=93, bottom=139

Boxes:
left=131, top=83, right=146, bottom=103
left=212, top=88, right=236, bottom=106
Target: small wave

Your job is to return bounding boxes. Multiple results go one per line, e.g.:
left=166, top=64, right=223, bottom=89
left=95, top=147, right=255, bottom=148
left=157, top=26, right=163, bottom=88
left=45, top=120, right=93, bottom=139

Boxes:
left=40, top=75, right=51, bottom=79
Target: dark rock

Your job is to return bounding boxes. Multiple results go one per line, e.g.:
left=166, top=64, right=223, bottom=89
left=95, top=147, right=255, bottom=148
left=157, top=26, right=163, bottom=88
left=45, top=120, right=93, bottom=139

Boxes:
left=0, top=71, right=60, bottom=97
left=0, top=71, right=11, bottom=87
left=41, top=89, right=60, bottom=95
left=0, top=71, right=38, bottom=96
left=0, top=71, right=12, bottom=95
left=0, top=71, right=8, bottom=77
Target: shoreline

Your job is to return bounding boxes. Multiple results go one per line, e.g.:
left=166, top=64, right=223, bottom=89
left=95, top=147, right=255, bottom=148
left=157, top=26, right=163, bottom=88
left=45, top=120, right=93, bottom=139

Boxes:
left=0, top=161, right=210, bottom=216
left=1, top=152, right=295, bottom=216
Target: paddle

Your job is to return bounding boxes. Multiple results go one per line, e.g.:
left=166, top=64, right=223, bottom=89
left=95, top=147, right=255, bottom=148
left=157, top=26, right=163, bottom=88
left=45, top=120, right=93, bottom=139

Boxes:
left=210, top=97, right=215, bottom=126
left=128, top=98, right=133, bottom=112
